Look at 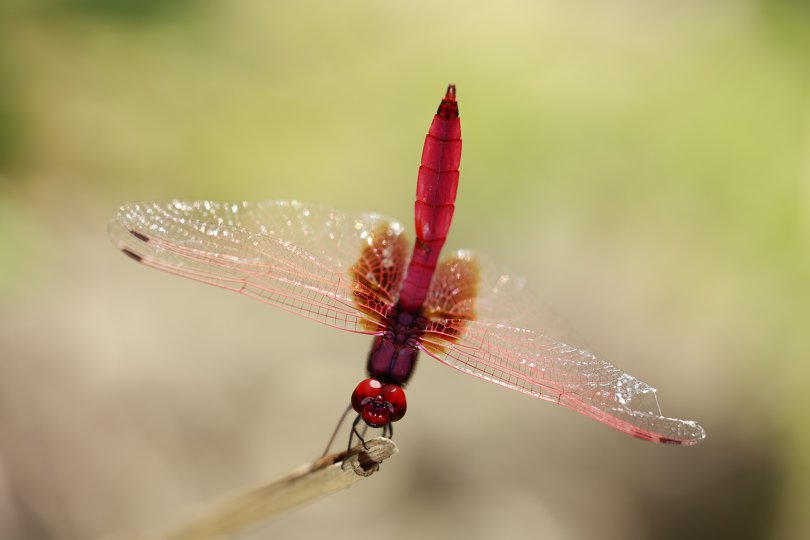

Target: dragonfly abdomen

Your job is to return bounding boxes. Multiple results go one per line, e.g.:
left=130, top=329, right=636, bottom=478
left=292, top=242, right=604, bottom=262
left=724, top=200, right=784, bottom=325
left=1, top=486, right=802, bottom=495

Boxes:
left=398, top=85, right=462, bottom=313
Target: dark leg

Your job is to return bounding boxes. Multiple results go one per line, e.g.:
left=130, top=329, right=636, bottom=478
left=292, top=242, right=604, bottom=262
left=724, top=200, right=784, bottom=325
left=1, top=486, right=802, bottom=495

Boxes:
left=322, top=403, right=354, bottom=457
left=350, top=414, right=370, bottom=452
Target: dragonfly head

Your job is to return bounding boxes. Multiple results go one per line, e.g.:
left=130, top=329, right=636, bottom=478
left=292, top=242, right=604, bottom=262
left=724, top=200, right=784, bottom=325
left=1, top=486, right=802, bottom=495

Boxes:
left=351, top=378, right=407, bottom=427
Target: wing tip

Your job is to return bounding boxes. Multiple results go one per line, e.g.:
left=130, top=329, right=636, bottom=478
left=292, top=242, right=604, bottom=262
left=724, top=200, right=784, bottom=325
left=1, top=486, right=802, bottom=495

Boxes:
left=631, top=419, right=706, bottom=446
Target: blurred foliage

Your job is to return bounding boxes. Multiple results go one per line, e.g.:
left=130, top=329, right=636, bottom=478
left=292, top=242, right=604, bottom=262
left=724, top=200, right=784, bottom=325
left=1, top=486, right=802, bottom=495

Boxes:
left=0, top=34, right=21, bottom=172
left=39, top=0, right=199, bottom=22
left=0, top=74, right=18, bottom=171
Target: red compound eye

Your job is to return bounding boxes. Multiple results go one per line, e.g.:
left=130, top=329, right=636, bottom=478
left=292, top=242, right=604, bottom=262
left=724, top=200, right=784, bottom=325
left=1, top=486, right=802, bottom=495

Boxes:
left=351, top=378, right=383, bottom=413
left=350, top=379, right=408, bottom=426
left=381, top=384, right=407, bottom=421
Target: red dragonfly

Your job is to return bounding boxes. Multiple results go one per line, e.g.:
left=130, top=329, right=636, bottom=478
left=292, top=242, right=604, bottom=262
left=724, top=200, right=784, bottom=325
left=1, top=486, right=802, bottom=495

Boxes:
left=109, top=85, right=705, bottom=446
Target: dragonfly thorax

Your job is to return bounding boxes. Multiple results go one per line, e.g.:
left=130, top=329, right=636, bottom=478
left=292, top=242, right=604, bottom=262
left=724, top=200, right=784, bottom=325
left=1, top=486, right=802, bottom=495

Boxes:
left=366, top=309, right=427, bottom=386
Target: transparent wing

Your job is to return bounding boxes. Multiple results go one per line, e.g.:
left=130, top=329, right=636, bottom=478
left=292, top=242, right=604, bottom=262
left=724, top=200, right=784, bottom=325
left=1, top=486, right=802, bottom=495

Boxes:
left=420, top=250, right=705, bottom=445
left=108, top=200, right=410, bottom=334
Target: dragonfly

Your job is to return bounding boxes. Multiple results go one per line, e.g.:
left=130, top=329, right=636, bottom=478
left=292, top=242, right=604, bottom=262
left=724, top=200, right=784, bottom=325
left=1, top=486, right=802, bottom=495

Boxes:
left=109, top=85, right=705, bottom=447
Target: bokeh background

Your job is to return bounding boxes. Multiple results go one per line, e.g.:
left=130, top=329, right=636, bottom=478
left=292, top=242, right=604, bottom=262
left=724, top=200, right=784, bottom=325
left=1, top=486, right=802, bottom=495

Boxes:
left=1, top=1, right=809, bottom=539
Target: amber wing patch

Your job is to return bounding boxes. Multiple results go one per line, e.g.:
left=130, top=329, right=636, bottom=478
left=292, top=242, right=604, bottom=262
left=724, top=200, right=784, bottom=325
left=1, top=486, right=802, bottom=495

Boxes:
left=420, top=250, right=480, bottom=355
left=350, top=224, right=410, bottom=331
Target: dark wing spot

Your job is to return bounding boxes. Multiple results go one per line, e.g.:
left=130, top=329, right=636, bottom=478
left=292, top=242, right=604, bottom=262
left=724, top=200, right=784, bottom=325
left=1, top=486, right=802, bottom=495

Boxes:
left=121, top=248, right=143, bottom=262
left=129, top=230, right=149, bottom=242
left=632, top=430, right=654, bottom=442
left=658, top=437, right=683, bottom=445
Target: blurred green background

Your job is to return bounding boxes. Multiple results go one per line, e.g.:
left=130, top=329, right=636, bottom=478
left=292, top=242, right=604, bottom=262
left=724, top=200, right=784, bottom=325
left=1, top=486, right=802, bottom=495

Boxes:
left=1, top=1, right=808, bottom=539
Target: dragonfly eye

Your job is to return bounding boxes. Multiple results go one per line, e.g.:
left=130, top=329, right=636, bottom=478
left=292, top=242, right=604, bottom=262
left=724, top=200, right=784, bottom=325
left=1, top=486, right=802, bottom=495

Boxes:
left=351, top=378, right=383, bottom=412
left=351, top=378, right=408, bottom=426
left=381, top=384, right=407, bottom=421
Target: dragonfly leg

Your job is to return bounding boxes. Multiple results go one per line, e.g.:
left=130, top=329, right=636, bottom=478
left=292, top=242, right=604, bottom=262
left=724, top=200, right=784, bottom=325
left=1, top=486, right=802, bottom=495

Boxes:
left=322, top=403, right=354, bottom=457
left=350, top=415, right=370, bottom=452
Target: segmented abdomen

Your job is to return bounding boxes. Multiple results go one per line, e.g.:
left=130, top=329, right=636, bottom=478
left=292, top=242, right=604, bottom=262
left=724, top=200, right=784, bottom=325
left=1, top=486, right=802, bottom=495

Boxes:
left=398, top=85, right=462, bottom=313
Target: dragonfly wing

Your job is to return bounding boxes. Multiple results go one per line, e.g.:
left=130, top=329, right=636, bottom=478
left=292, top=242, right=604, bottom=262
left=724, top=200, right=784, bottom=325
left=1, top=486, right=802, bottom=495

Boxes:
left=420, top=250, right=705, bottom=445
left=109, top=200, right=409, bottom=333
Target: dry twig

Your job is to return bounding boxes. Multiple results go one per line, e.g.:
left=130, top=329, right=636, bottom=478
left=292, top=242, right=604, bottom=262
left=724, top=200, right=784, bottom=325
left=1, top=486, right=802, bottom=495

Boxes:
left=106, top=437, right=398, bottom=540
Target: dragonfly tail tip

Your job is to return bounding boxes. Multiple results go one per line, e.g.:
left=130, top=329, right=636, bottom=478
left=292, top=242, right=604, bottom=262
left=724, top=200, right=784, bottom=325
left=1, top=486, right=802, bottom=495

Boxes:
left=437, top=85, right=459, bottom=118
